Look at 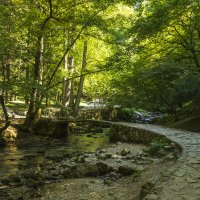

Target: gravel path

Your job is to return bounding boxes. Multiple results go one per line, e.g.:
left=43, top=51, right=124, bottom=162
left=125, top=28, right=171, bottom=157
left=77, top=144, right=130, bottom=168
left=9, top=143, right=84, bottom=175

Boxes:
left=117, top=123, right=200, bottom=200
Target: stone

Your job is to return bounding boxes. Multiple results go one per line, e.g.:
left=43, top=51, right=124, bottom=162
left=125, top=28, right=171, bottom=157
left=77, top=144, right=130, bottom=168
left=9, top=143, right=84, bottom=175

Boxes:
left=96, top=162, right=113, bottom=175
left=112, top=154, right=121, bottom=159
left=118, top=165, right=136, bottom=176
left=105, top=153, right=112, bottom=159
left=121, top=148, right=131, bottom=156
left=63, top=168, right=71, bottom=178
left=72, top=163, right=99, bottom=178
left=108, top=172, right=121, bottom=180
left=76, top=156, right=86, bottom=163
left=103, top=178, right=112, bottom=185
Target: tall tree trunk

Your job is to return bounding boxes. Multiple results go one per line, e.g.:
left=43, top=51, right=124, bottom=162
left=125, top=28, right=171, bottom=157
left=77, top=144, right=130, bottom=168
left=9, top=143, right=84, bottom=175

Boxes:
left=0, top=95, right=10, bottom=134
left=1, top=59, right=5, bottom=96
left=1, top=58, right=10, bottom=103
left=62, top=32, right=68, bottom=105
left=74, top=40, right=88, bottom=116
left=23, top=35, right=44, bottom=131
left=62, top=33, right=75, bottom=107
left=25, top=67, right=30, bottom=105
left=5, top=62, right=10, bottom=103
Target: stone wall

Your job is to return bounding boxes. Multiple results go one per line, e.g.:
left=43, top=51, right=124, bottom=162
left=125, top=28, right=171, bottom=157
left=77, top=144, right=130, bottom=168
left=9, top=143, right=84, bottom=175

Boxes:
left=34, top=118, right=69, bottom=138
left=110, top=123, right=171, bottom=144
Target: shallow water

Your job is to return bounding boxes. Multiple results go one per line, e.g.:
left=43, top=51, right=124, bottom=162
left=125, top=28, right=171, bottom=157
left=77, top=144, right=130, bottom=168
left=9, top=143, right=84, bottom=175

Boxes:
left=0, top=131, right=109, bottom=179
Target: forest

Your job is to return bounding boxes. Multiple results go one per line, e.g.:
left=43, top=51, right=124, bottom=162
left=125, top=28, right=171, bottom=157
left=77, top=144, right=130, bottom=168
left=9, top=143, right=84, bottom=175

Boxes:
left=1, top=0, right=200, bottom=131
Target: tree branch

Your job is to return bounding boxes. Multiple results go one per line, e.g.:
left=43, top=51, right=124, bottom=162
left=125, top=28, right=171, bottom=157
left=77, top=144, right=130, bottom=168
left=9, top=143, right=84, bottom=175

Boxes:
left=47, top=66, right=117, bottom=90
left=46, top=24, right=87, bottom=87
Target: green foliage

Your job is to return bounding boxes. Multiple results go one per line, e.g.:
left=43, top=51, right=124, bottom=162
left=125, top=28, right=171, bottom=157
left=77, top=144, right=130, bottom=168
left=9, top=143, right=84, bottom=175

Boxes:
left=108, top=0, right=200, bottom=116
left=147, top=140, right=169, bottom=156
left=121, top=107, right=136, bottom=114
left=1, top=0, right=199, bottom=121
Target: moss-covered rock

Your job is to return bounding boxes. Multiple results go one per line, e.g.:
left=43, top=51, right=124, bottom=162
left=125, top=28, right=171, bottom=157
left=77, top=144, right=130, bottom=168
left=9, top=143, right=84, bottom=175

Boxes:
left=118, top=165, right=137, bottom=176
left=72, top=163, right=99, bottom=178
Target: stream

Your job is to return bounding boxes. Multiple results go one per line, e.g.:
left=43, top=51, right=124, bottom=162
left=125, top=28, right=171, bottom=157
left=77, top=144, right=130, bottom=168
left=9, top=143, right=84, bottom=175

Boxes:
left=0, top=130, right=110, bottom=180
left=0, top=125, right=178, bottom=200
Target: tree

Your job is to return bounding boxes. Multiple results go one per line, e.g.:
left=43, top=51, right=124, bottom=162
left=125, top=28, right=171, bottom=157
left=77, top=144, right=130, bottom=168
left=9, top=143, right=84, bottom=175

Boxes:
left=108, top=0, right=200, bottom=116
left=0, top=95, right=10, bottom=134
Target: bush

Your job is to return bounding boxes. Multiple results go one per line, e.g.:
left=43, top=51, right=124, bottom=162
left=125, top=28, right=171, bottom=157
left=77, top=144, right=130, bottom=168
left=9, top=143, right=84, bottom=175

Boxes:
left=147, top=140, right=169, bottom=156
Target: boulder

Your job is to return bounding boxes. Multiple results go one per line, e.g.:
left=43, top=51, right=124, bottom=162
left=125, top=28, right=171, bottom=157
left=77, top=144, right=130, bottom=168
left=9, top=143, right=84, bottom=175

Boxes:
left=118, top=165, right=136, bottom=176
left=96, top=162, right=113, bottom=175
left=72, top=163, right=99, bottom=178
left=121, top=148, right=130, bottom=156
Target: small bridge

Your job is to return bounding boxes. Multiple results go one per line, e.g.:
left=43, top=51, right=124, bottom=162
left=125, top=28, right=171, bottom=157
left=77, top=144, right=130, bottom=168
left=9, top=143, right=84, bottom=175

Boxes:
left=35, top=118, right=110, bottom=138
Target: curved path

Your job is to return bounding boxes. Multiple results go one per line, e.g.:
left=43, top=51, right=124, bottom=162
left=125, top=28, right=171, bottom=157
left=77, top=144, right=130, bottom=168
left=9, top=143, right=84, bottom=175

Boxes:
left=117, top=123, right=200, bottom=200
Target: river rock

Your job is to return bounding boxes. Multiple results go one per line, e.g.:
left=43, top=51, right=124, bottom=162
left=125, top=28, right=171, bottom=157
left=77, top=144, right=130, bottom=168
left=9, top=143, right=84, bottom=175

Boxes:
left=105, top=153, right=112, bottom=159
left=118, top=165, right=137, bottom=176
left=72, top=163, right=99, bottom=178
left=121, top=148, right=130, bottom=156
left=74, top=155, right=86, bottom=163
left=96, top=162, right=113, bottom=175
left=62, top=167, right=71, bottom=178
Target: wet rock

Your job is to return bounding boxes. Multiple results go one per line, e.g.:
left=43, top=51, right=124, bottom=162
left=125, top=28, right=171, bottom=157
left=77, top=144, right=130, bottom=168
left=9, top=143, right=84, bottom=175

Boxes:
left=98, top=150, right=106, bottom=154
left=111, top=154, right=121, bottom=159
left=65, top=163, right=77, bottom=170
left=72, top=163, right=99, bottom=177
left=62, top=168, right=71, bottom=178
left=26, top=171, right=45, bottom=182
left=96, top=153, right=112, bottom=160
left=87, top=134, right=93, bottom=137
left=121, top=148, right=130, bottom=156
left=105, top=153, right=112, bottom=159
left=107, top=172, right=121, bottom=180
left=74, top=155, right=86, bottom=163
left=96, top=162, right=113, bottom=175
left=103, top=178, right=112, bottom=185
left=118, top=165, right=137, bottom=176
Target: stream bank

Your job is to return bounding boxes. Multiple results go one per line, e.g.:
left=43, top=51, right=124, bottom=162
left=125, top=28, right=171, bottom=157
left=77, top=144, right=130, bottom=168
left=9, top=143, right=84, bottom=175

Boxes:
left=0, top=121, right=180, bottom=200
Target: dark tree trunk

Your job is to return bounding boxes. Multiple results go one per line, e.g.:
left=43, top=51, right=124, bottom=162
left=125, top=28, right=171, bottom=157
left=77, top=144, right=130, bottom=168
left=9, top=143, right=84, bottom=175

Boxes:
left=23, top=36, right=44, bottom=131
left=0, top=95, right=10, bottom=134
